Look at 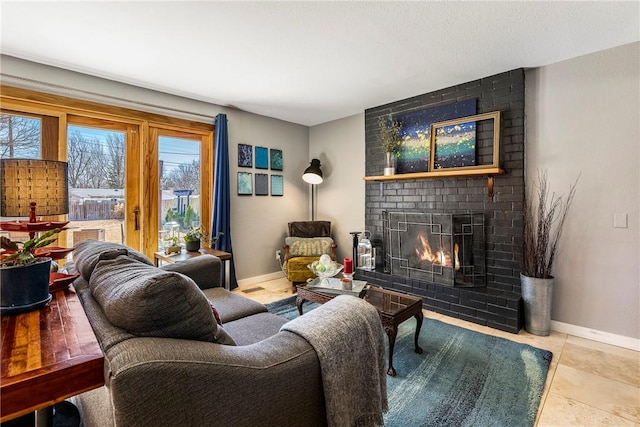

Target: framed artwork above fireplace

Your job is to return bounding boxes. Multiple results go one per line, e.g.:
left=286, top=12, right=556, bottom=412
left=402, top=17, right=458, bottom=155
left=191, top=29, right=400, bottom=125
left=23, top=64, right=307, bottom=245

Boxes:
left=429, top=111, right=501, bottom=172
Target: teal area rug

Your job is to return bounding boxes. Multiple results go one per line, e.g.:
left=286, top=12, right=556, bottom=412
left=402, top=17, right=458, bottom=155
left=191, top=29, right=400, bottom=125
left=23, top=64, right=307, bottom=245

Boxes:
left=266, top=296, right=553, bottom=427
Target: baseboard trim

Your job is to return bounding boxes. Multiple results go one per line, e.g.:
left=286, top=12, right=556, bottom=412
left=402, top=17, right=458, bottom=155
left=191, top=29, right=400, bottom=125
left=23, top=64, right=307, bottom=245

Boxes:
left=237, top=271, right=285, bottom=288
left=551, top=320, right=640, bottom=351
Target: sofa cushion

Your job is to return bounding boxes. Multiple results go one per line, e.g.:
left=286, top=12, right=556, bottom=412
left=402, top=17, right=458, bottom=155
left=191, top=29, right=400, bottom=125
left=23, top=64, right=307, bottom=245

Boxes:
left=202, top=287, right=268, bottom=323
left=285, top=237, right=334, bottom=257
left=288, top=221, right=331, bottom=237
left=286, top=256, right=322, bottom=283
left=222, top=312, right=287, bottom=346
left=73, top=240, right=153, bottom=281
left=89, top=255, right=234, bottom=345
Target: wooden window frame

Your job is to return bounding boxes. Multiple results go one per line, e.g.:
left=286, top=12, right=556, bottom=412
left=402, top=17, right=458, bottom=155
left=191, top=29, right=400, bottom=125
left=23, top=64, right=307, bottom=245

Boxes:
left=1, top=85, right=215, bottom=259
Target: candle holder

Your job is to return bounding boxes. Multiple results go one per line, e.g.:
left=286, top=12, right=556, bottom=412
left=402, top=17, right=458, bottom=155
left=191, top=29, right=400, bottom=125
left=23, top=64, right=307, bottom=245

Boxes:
left=343, top=257, right=354, bottom=276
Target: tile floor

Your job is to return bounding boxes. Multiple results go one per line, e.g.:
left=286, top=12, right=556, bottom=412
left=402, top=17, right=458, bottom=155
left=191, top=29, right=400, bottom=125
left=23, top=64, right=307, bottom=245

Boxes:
left=234, top=277, right=640, bottom=426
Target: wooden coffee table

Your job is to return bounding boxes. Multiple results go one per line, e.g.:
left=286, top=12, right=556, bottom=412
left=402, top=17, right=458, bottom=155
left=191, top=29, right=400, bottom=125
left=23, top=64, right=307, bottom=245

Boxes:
left=296, top=284, right=424, bottom=376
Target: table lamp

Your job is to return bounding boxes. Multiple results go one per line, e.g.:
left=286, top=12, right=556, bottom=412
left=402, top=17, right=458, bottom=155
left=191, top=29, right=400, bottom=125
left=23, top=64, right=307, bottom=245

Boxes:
left=0, top=158, right=69, bottom=224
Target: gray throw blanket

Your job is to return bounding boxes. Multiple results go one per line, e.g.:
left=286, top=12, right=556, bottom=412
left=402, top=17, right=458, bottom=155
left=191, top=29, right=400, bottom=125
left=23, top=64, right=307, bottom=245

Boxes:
left=281, top=295, right=388, bottom=426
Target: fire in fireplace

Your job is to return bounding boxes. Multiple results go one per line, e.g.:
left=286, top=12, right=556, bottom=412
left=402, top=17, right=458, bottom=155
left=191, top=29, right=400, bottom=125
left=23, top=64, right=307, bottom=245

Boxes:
left=383, top=211, right=485, bottom=287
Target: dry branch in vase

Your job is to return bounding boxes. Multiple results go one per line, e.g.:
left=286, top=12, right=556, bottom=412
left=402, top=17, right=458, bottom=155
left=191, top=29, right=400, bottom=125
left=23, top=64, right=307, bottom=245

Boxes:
left=522, top=170, right=579, bottom=279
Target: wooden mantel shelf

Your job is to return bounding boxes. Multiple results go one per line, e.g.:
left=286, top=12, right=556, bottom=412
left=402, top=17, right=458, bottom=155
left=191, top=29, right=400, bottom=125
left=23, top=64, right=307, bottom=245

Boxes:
left=363, top=167, right=504, bottom=182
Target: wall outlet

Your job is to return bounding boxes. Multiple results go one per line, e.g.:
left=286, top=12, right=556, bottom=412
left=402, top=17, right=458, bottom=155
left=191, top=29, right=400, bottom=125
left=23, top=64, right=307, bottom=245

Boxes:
left=275, top=250, right=281, bottom=260
left=614, top=213, right=628, bottom=228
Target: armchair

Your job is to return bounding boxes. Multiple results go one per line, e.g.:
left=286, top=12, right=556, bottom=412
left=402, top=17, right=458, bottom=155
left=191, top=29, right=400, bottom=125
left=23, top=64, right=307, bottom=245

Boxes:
left=284, top=221, right=337, bottom=284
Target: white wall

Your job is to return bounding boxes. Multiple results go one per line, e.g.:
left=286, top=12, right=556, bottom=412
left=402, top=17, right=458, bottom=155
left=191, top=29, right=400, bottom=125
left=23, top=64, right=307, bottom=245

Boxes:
left=0, top=55, right=309, bottom=282
left=309, top=113, right=366, bottom=262
left=525, top=42, right=639, bottom=340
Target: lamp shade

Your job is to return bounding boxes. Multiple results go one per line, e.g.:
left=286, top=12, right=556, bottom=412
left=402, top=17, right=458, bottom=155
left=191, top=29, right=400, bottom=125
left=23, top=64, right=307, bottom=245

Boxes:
left=302, top=159, right=323, bottom=185
left=0, top=159, right=69, bottom=218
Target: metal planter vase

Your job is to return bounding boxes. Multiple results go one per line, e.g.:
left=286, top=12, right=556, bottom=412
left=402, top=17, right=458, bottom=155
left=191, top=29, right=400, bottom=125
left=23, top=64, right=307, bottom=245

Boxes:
left=384, top=152, right=395, bottom=176
left=520, top=273, right=554, bottom=336
left=1, top=257, right=52, bottom=315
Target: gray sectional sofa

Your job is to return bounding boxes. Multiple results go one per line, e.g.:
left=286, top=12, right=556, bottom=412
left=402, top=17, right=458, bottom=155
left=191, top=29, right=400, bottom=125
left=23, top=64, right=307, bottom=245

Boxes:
left=67, top=240, right=386, bottom=427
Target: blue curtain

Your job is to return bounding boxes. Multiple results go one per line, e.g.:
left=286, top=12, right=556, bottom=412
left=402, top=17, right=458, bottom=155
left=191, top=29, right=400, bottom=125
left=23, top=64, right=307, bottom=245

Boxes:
left=211, top=113, right=238, bottom=289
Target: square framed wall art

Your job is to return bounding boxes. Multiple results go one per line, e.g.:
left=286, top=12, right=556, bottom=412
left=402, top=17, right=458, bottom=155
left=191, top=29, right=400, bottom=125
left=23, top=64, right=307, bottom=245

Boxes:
left=237, top=172, right=253, bottom=195
left=270, top=149, right=283, bottom=171
left=238, top=143, right=253, bottom=168
left=255, top=173, right=268, bottom=196
left=255, top=146, right=269, bottom=169
left=271, top=175, right=283, bottom=196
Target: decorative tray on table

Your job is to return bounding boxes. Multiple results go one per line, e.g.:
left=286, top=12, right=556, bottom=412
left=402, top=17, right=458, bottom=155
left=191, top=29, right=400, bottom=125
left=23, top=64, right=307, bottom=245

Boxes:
left=307, top=277, right=368, bottom=297
left=34, top=247, right=75, bottom=260
left=0, top=221, right=69, bottom=232
left=49, top=272, right=80, bottom=292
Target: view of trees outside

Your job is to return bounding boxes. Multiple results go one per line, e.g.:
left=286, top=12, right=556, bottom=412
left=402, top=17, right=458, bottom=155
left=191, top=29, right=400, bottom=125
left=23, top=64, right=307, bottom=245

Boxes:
left=158, top=136, right=201, bottom=248
left=67, top=126, right=126, bottom=189
left=0, top=113, right=40, bottom=159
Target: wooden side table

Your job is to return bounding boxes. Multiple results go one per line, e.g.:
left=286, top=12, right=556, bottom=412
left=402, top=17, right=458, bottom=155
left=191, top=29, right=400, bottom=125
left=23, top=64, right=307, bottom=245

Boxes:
left=154, top=247, right=232, bottom=290
left=1, top=287, right=104, bottom=424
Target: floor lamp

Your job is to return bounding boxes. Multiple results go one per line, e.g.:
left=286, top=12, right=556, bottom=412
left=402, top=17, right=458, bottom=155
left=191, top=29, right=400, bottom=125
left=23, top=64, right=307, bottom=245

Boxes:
left=302, top=159, right=323, bottom=221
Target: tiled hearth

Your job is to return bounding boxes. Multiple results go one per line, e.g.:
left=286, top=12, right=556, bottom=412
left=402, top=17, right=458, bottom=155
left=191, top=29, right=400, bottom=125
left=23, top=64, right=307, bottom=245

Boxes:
left=363, top=69, right=526, bottom=333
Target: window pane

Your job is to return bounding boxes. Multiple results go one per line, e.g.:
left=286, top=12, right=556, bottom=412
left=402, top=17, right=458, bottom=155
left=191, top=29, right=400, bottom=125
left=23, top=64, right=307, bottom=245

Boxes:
left=0, top=112, right=41, bottom=159
left=0, top=113, right=42, bottom=237
left=158, top=136, right=201, bottom=249
left=67, top=125, right=126, bottom=247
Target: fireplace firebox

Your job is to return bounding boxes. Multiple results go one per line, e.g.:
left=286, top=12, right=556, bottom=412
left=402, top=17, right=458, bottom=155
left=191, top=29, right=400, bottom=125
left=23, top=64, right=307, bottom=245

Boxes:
left=383, top=212, right=485, bottom=287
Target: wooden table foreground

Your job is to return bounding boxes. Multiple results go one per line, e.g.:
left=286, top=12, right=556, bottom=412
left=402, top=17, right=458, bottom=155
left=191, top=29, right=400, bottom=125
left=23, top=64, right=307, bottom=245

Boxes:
left=1, top=287, right=104, bottom=423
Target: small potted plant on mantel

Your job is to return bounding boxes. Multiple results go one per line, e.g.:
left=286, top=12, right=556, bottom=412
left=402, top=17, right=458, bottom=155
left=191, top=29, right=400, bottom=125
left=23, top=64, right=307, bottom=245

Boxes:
left=184, top=226, right=203, bottom=252
left=378, top=114, right=403, bottom=176
left=521, top=170, right=579, bottom=336
left=0, top=228, right=61, bottom=314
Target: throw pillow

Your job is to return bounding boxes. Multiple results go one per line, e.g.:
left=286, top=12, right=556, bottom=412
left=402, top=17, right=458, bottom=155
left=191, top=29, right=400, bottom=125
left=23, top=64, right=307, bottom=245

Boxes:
left=89, top=255, right=235, bottom=345
left=209, top=301, right=223, bottom=325
left=73, top=239, right=153, bottom=281
left=285, top=237, right=334, bottom=257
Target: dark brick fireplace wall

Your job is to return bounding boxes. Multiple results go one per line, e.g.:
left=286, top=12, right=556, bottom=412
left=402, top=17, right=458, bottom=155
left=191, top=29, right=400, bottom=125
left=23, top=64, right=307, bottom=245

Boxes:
left=358, top=69, right=525, bottom=333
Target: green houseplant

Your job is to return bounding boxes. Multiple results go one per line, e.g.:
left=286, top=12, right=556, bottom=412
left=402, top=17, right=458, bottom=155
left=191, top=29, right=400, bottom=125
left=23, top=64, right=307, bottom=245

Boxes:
left=1, top=228, right=61, bottom=314
left=184, top=226, right=203, bottom=252
left=521, top=170, right=578, bottom=336
left=164, top=235, right=181, bottom=255
left=378, top=114, right=402, bottom=176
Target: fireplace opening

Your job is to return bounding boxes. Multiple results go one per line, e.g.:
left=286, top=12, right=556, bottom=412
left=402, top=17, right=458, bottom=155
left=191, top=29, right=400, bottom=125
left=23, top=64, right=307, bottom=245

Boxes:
left=383, top=211, right=485, bottom=287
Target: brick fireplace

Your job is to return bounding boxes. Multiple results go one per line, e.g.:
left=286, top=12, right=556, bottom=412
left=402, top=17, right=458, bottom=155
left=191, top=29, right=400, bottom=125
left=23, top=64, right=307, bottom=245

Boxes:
left=357, top=69, right=525, bottom=333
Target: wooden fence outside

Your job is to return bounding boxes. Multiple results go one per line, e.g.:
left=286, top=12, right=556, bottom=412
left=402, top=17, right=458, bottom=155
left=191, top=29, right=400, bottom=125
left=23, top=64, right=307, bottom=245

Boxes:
left=69, top=199, right=200, bottom=221
left=69, top=200, right=122, bottom=221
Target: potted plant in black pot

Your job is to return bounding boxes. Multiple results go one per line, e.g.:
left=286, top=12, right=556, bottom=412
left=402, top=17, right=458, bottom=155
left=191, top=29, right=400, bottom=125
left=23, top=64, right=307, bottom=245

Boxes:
left=184, top=226, right=203, bottom=252
left=521, top=171, right=578, bottom=336
left=0, top=228, right=61, bottom=314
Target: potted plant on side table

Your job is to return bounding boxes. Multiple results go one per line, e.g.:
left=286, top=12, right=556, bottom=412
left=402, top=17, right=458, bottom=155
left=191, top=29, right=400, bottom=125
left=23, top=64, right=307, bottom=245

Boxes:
left=184, top=226, right=203, bottom=252
left=164, top=235, right=181, bottom=255
left=521, top=170, right=579, bottom=336
left=0, top=228, right=61, bottom=314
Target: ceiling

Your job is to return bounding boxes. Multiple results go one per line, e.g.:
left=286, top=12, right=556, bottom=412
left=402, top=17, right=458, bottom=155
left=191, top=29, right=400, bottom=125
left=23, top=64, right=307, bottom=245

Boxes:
left=1, top=1, right=638, bottom=126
